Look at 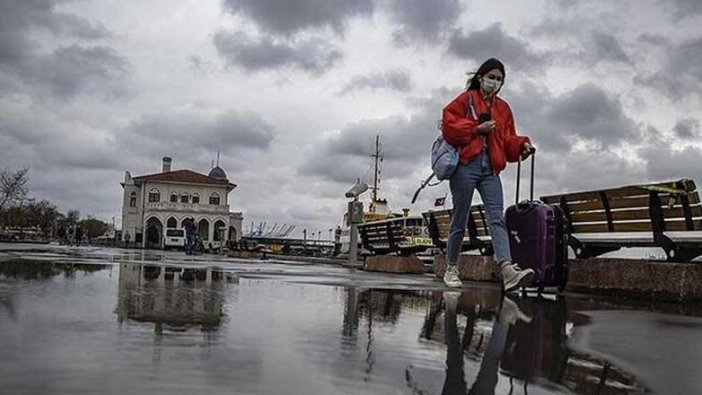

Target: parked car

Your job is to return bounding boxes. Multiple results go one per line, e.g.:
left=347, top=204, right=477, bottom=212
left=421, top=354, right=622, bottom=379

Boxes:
left=163, top=228, right=186, bottom=250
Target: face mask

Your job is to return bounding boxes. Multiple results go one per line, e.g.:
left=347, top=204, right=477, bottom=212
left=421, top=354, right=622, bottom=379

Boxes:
left=481, top=77, right=501, bottom=94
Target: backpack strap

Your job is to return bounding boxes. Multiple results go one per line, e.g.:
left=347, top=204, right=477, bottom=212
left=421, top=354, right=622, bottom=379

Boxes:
left=411, top=173, right=443, bottom=204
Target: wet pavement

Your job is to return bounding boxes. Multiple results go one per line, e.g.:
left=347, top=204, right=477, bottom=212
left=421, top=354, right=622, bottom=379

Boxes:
left=0, top=243, right=701, bottom=394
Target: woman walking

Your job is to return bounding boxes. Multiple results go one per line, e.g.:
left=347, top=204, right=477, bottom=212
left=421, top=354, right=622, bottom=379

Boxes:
left=441, top=58, right=535, bottom=292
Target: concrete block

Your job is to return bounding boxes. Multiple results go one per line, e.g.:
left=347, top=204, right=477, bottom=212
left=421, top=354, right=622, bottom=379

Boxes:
left=566, top=258, right=702, bottom=302
left=364, top=255, right=425, bottom=274
left=434, top=254, right=499, bottom=282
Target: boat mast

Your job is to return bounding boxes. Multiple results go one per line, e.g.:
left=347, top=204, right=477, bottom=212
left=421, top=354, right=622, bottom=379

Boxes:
left=371, top=135, right=380, bottom=211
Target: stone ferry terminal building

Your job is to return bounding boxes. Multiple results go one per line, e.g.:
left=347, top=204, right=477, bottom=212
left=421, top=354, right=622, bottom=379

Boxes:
left=121, top=157, right=243, bottom=249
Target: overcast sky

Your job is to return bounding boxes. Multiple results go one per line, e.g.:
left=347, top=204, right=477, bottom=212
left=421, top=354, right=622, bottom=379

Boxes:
left=1, top=0, right=701, bottom=237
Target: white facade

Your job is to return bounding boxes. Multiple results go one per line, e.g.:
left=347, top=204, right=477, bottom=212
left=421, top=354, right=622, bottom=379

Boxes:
left=121, top=158, right=243, bottom=249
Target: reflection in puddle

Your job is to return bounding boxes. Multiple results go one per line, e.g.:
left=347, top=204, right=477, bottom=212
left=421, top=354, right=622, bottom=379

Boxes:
left=0, top=259, right=659, bottom=394
left=0, top=260, right=108, bottom=280
left=344, top=288, right=645, bottom=394
left=116, top=263, right=232, bottom=333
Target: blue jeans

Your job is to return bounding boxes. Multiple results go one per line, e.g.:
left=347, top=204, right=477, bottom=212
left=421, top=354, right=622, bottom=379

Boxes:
left=446, top=148, right=511, bottom=264
left=185, top=234, right=195, bottom=253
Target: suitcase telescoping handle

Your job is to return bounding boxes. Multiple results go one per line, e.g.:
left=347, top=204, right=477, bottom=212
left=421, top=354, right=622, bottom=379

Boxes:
left=515, top=145, right=537, bottom=205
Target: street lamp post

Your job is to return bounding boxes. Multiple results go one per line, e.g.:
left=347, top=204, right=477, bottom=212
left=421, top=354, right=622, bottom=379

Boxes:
left=345, top=182, right=368, bottom=267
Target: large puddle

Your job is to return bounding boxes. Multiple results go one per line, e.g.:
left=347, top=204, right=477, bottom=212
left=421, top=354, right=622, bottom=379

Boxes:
left=1, top=258, right=700, bottom=394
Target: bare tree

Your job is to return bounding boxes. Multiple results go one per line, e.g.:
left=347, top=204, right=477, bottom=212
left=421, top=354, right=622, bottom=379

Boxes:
left=66, top=209, right=80, bottom=224
left=0, top=168, right=29, bottom=212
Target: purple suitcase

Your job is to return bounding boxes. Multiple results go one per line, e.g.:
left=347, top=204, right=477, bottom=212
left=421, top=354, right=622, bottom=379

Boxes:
left=505, top=151, right=568, bottom=292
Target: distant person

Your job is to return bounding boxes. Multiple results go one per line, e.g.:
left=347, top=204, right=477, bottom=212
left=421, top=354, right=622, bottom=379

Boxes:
left=75, top=226, right=83, bottom=246
left=441, top=58, right=535, bottom=292
left=184, top=219, right=196, bottom=255
left=57, top=226, right=66, bottom=244
left=67, top=226, right=75, bottom=246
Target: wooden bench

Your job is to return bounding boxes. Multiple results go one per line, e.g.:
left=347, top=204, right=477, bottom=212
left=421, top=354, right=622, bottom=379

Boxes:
left=422, top=205, right=493, bottom=256
left=540, top=179, right=702, bottom=262
left=359, top=217, right=431, bottom=256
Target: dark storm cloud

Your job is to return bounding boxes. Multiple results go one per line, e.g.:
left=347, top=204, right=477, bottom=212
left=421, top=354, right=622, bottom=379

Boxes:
left=533, top=127, right=702, bottom=199
left=637, top=36, right=702, bottom=101
left=526, top=17, right=575, bottom=38
left=221, top=0, right=373, bottom=36
left=338, top=70, right=412, bottom=95
left=637, top=34, right=670, bottom=47
left=506, top=82, right=641, bottom=152
left=0, top=0, right=108, bottom=64
left=32, top=45, right=130, bottom=99
left=120, top=110, right=274, bottom=157
left=528, top=17, right=632, bottom=66
left=0, top=107, right=121, bottom=171
left=213, top=31, right=342, bottom=74
left=297, top=88, right=454, bottom=183
left=663, top=0, right=702, bottom=19
left=504, top=82, right=572, bottom=153
left=385, top=0, right=461, bottom=45
left=0, top=0, right=129, bottom=99
left=447, top=24, right=549, bottom=71
left=296, top=114, right=437, bottom=183
left=639, top=132, right=702, bottom=181
left=525, top=149, right=647, bottom=198
left=547, top=84, right=640, bottom=146
left=672, top=118, right=700, bottom=139
left=589, top=32, right=631, bottom=65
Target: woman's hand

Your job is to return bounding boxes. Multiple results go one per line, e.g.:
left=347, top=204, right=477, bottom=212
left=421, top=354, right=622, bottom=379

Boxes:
left=520, top=142, right=535, bottom=159
left=477, top=120, right=496, bottom=135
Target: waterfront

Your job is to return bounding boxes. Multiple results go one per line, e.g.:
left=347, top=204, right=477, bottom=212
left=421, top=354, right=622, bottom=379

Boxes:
left=1, top=244, right=701, bottom=394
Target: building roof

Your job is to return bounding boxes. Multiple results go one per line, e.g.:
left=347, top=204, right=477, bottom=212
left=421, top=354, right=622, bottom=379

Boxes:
left=208, top=166, right=227, bottom=181
left=132, top=169, right=235, bottom=188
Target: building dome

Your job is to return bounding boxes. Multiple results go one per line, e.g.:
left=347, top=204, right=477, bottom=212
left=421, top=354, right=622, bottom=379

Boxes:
left=208, top=166, right=227, bottom=181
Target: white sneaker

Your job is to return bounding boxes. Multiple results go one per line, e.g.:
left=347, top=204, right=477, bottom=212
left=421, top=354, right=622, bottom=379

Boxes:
left=443, top=265, right=463, bottom=288
left=443, top=291, right=460, bottom=311
left=500, top=261, right=534, bottom=293
left=498, top=296, right=532, bottom=325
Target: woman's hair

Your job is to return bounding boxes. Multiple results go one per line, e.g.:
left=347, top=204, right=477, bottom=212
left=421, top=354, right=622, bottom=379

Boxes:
left=466, top=58, right=506, bottom=92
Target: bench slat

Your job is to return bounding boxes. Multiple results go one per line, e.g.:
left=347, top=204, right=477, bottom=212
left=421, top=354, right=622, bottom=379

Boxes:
left=554, top=193, right=700, bottom=213
left=572, top=232, right=655, bottom=244
left=573, top=219, right=700, bottom=233
left=542, top=179, right=698, bottom=204
left=570, top=206, right=702, bottom=223
left=664, top=231, right=702, bottom=243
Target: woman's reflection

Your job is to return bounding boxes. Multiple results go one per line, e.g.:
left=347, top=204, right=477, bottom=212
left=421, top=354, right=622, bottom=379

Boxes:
left=441, top=292, right=532, bottom=395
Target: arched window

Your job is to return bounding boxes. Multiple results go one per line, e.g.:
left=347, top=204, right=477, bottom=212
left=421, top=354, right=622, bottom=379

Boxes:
left=192, top=193, right=200, bottom=204
left=167, top=217, right=177, bottom=228
left=170, top=192, right=178, bottom=203
left=148, top=188, right=160, bottom=203
left=198, top=219, right=210, bottom=240
left=213, top=220, right=227, bottom=241
left=181, top=193, right=189, bottom=203
left=129, top=191, right=137, bottom=207
left=209, top=192, right=220, bottom=205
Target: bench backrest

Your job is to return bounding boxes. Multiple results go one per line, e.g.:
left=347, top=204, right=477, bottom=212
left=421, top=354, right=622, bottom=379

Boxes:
left=423, top=205, right=491, bottom=242
left=540, top=179, right=702, bottom=234
left=359, top=219, right=404, bottom=252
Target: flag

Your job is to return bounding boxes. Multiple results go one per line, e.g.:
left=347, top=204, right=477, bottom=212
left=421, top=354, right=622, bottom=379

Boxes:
left=434, top=196, right=446, bottom=207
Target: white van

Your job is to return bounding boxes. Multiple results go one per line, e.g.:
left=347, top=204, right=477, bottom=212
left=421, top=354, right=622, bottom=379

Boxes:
left=164, top=228, right=186, bottom=250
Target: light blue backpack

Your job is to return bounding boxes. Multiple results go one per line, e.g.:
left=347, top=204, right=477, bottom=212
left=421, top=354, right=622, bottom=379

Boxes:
left=411, top=135, right=459, bottom=204
left=411, top=96, right=473, bottom=204
left=431, top=135, right=459, bottom=181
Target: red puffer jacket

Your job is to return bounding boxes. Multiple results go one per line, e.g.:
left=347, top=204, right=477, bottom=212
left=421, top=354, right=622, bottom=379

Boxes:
left=441, top=89, right=530, bottom=176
